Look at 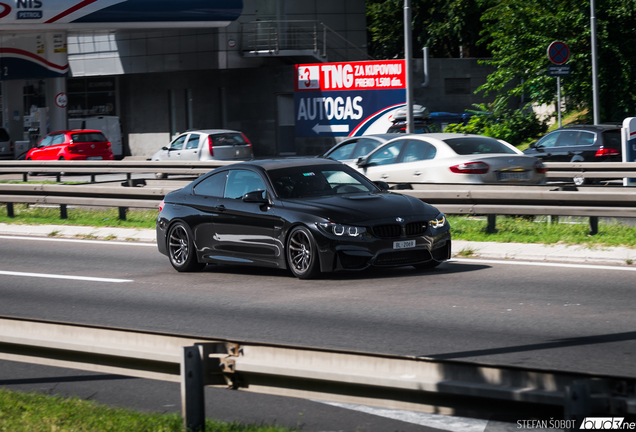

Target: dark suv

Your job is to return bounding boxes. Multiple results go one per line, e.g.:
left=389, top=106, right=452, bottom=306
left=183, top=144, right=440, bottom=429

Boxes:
left=523, top=124, right=622, bottom=185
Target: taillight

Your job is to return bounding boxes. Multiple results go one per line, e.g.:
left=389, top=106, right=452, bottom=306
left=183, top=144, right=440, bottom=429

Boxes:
left=67, top=144, right=78, bottom=153
left=534, top=161, right=548, bottom=174
left=595, top=147, right=620, bottom=157
left=158, top=200, right=165, bottom=212
left=450, top=161, right=490, bottom=174
left=241, top=132, right=254, bottom=156
left=207, top=136, right=214, bottom=157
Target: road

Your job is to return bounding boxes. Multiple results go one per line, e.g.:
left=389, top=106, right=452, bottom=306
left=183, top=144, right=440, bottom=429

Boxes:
left=1, top=235, right=635, bottom=431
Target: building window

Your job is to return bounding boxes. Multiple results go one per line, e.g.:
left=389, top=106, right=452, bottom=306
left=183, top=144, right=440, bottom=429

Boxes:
left=444, top=78, right=471, bottom=95
left=67, top=77, right=117, bottom=118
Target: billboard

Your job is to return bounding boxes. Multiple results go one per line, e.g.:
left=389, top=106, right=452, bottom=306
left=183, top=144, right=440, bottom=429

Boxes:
left=294, top=60, right=406, bottom=137
left=0, top=0, right=243, bottom=30
left=0, top=32, right=68, bottom=80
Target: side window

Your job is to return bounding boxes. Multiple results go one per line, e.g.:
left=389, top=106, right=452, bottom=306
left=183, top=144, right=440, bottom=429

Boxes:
left=39, top=135, right=54, bottom=147
left=367, top=141, right=405, bottom=166
left=578, top=131, right=596, bottom=146
left=327, top=141, right=357, bottom=160
left=169, top=135, right=187, bottom=151
left=536, top=132, right=560, bottom=148
left=352, top=138, right=381, bottom=158
left=185, top=134, right=201, bottom=150
left=556, top=130, right=579, bottom=147
left=193, top=171, right=227, bottom=197
left=402, top=141, right=437, bottom=162
left=51, top=134, right=66, bottom=145
left=224, top=170, right=267, bottom=199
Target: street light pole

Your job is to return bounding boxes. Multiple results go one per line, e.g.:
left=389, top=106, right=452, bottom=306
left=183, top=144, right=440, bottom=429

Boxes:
left=590, top=0, right=600, bottom=124
left=404, top=0, right=414, bottom=133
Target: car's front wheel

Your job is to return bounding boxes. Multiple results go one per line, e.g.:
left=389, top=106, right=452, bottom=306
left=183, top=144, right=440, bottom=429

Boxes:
left=167, top=222, right=205, bottom=272
left=286, top=226, right=320, bottom=279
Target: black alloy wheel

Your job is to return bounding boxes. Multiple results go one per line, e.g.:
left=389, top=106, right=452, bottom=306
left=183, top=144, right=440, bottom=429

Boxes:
left=167, top=222, right=205, bottom=272
left=286, top=226, right=320, bottom=279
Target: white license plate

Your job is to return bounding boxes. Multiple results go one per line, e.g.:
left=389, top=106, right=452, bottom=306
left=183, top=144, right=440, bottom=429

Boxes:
left=498, top=171, right=530, bottom=181
left=87, top=156, right=103, bottom=160
left=393, top=240, right=416, bottom=249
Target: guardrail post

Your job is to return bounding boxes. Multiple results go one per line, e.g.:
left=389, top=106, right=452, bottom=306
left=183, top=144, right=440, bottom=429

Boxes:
left=6, top=203, right=14, bottom=218
left=589, top=217, right=599, bottom=235
left=181, top=345, right=206, bottom=432
left=487, top=215, right=497, bottom=233
left=118, top=207, right=127, bottom=220
left=564, top=380, right=590, bottom=431
left=22, top=173, right=27, bottom=182
left=60, top=204, right=68, bottom=219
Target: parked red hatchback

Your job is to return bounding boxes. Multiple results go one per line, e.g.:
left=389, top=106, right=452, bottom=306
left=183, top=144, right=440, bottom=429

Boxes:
left=26, top=130, right=115, bottom=161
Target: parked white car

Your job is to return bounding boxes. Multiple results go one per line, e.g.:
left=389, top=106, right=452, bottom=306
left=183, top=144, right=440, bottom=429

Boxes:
left=351, top=133, right=547, bottom=185
left=152, top=129, right=253, bottom=179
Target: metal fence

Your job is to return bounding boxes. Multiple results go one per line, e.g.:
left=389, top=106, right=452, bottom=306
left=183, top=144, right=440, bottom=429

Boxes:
left=0, top=316, right=634, bottom=432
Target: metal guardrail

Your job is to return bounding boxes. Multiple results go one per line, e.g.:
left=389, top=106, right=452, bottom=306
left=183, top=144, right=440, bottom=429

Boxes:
left=1, top=182, right=636, bottom=233
left=239, top=20, right=373, bottom=62
left=0, top=316, right=634, bottom=432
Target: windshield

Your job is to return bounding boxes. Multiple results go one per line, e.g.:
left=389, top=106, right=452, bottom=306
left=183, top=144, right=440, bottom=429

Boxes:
left=268, top=165, right=378, bottom=199
left=444, top=137, right=517, bottom=155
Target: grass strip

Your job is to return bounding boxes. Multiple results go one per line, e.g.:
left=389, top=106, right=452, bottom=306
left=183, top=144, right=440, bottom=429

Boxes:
left=1, top=204, right=635, bottom=249
left=0, top=388, right=296, bottom=432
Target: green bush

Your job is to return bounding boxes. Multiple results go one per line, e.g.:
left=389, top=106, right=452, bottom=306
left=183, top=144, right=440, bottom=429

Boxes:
left=444, top=100, right=548, bottom=146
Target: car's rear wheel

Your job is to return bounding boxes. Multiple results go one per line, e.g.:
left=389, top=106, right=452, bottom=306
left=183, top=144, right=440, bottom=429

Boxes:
left=167, top=222, right=205, bottom=272
left=287, top=226, right=320, bottom=279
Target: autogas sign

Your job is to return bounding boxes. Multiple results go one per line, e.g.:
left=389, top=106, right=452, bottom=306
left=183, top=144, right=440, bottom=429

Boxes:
left=0, top=0, right=242, bottom=29
left=294, top=60, right=406, bottom=137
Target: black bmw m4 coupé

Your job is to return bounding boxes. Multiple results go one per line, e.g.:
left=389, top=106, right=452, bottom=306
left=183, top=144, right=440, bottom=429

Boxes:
left=156, top=158, right=451, bottom=279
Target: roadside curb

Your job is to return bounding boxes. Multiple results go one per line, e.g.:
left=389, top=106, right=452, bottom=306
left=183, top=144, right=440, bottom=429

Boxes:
left=0, top=223, right=156, bottom=243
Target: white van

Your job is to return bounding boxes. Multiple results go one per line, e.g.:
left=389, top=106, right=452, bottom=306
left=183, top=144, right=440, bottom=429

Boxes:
left=68, top=116, right=123, bottom=159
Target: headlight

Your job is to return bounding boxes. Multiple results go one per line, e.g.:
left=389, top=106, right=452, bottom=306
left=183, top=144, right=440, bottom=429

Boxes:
left=317, top=222, right=366, bottom=237
left=429, top=213, right=446, bottom=229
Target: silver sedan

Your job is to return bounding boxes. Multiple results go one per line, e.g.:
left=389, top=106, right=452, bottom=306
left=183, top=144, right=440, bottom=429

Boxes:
left=350, top=133, right=547, bottom=185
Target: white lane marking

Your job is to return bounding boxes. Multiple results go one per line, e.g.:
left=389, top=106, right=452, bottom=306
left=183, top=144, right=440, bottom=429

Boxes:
left=0, top=270, right=133, bottom=283
left=450, top=258, right=636, bottom=272
left=313, top=400, right=490, bottom=432
left=0, top=235, right=156, bottom=247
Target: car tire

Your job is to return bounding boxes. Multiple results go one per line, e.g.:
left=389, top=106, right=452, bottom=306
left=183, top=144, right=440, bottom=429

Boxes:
left=167, top=222, right=205, bottom=272
left=413, top=260, right=441, bottom=270
left=286, top=226, right=320, bottom=279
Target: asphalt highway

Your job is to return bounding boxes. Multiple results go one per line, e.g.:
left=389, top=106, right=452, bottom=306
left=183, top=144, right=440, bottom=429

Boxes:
left=1, top=235, right=635, bottom=431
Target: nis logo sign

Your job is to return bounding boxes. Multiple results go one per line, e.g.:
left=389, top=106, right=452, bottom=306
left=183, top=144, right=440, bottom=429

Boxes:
left=0, top=0, right=44, bottom=20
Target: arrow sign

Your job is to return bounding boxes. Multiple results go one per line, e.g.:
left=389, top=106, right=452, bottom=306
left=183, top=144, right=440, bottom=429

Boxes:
left=312, top=124, right=350, bottom=134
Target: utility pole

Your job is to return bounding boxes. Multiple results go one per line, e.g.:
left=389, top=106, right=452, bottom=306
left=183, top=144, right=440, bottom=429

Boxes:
left=404, top=0, right=414, bottom=133
left=590, top=0, right=600, bottom=124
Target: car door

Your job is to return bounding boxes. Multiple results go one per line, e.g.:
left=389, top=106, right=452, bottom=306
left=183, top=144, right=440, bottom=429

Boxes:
left=530, top=131, right=561, bottom=161
left=165, top=134, right=187, bottom=160
left=552, top=130, right=582, bottom=161
left=179, top=133, right=202, bottom=161
left=205, top=169, right=285, bottom=266
left=39, top=133, right=65, bottom=160
left=357, top=140, right=406, bottom=182
left=188, top=170, right=228, bottom=254
left=395, top=139, right=438, bottom=183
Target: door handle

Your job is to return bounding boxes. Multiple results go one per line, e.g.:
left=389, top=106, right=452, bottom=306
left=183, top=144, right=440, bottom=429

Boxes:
left=380, top=174, right=389, bottom=179
left=215, top=205, right=226, bottom=211
left=413, top=171, right=422, bottom=176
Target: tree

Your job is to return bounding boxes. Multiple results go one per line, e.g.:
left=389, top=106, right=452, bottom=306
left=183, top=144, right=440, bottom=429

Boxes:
left=478, top=0, right=636, bottom=122
left=366, top=0, right=492, bottom=59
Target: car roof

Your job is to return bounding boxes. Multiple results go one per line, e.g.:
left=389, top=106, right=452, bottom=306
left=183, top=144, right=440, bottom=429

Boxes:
left=558, top=124, right=622, bottom=131
left=48, top=129, right=104, bottom=134
left=229, top=158, right=344, bottom=171
left=184, top=129, right=242, bottom=134
left=395, top=133, right=500, bottom=141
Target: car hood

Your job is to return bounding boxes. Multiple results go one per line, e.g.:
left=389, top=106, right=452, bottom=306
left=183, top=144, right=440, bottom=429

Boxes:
left=280, top=192, right=441, bottom=224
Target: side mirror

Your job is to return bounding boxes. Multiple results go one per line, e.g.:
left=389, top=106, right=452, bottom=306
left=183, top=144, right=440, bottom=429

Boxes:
left=373, top=181, right=390, bottom=191
left=356, top=156, right=368, bottom=167
left=162, top=146, right=169, bottom=151
left=243, top=190, right=270, bottom=204
left=528, top=142, right=537, bottom=149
